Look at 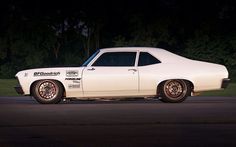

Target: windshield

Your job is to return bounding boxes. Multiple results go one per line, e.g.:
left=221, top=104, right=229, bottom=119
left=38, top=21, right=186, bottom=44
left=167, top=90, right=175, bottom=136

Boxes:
left=82, top=50, right=100, bottom=66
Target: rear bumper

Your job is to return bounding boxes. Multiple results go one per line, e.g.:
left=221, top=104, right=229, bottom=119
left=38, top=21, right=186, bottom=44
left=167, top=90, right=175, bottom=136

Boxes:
left=221, top=78, right=230, bottom=89
left=14, top=85, right=24, bottom=95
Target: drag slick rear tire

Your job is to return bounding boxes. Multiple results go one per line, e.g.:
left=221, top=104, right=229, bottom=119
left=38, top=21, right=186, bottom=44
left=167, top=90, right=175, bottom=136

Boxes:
left=160, top=80, right=191, bottom=103
left=31, top=80, right=63, bottom=104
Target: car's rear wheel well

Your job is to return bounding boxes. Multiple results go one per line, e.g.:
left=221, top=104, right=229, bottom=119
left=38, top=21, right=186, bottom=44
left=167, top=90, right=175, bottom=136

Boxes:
left=157, top=79, right=194, bottom=96
left=30, top=79, right=66, bottom=97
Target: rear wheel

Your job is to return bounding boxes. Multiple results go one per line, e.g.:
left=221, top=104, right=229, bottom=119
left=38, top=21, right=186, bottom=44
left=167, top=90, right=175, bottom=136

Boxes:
left=159, top=80, right=190, bottom=103
left=31, top=80, right=63, bottom=104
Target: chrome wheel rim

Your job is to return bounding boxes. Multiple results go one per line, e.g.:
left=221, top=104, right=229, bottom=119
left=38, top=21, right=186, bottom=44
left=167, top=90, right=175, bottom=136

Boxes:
left=164, top=80, right=186, bottom=99
left=38, top=81, right=57, bottom=100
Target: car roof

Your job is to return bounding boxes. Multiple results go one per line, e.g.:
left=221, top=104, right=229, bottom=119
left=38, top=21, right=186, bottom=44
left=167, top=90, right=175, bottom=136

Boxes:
left=99, top=47, right=163, bottom=52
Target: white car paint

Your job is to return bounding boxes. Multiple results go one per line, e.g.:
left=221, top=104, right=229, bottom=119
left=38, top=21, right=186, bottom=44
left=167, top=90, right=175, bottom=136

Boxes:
left=15, top=47, right=229, bottom=99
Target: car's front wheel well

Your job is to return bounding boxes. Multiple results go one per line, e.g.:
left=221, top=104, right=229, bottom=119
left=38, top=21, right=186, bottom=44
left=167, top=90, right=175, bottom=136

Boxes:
left=157, top=79, right=194, bottom=96
left=30, top=80, right=66, bottom=97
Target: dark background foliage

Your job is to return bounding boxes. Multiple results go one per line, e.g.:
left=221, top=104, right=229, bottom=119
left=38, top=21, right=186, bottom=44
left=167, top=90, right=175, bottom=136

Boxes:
left=0, top=0, right=236, bottom=80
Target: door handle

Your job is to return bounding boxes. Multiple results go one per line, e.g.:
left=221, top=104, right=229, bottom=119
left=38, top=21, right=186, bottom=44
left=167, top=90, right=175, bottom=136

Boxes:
left=128, top=69, right=137, bottom=72
left=87, top=68, right=95, bottom=71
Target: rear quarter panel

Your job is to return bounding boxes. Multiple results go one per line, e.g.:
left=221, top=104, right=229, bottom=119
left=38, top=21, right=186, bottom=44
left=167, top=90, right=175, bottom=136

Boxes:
left=138, top=60, right=228, bottom=94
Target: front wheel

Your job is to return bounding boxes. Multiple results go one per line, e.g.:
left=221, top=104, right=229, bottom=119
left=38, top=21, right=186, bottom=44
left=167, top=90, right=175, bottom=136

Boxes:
left=31, top=80, right=63, bottom=104
left=159, top=80, right=191, bottom=103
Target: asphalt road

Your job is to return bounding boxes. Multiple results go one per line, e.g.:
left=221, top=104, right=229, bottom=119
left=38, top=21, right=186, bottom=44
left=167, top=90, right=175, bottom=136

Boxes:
left=0, top=96, right=236, bottom=147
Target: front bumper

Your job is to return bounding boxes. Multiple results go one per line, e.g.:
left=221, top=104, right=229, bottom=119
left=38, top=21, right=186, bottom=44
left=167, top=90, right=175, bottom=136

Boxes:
left=14, top=85, right=24, bottom=95
left=221, top=78, right=230, bottom=89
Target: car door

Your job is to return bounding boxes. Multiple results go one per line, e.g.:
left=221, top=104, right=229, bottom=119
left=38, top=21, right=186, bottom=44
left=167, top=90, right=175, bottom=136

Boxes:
left=82, top=51, right=139, bottom=97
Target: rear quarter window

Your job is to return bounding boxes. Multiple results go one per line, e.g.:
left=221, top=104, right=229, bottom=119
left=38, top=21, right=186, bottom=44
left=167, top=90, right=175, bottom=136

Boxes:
left=138, top=52, right=161, bottom=66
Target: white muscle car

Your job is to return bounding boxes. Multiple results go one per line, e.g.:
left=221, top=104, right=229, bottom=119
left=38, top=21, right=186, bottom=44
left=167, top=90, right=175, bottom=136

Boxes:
left=15, top=47, right=230, bottom=104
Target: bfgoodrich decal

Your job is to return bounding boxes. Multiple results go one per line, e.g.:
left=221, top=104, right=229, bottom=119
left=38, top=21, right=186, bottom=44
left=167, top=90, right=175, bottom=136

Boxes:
left=34, top=72, right=60, bottom=76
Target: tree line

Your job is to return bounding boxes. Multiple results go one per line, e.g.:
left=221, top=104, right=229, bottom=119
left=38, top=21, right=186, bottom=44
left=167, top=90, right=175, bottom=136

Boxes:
left=0, top=1, right=236, bottom=80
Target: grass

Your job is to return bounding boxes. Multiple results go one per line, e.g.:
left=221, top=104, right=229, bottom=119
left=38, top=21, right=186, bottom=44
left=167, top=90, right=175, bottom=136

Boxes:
left=0, top=79, right=235, bottom=97
left=202, top=83, right=236, bottom=96
left=0, top=79, right=18, bottom=96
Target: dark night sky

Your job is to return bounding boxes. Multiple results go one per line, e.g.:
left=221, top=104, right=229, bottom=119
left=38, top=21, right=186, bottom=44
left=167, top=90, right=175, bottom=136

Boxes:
left=1, top=0, right=236, bottom=50
left=0, top=0, right=235, bottom=31
left=1, top=0, right=235, bottom=32
left=1, top=0, right=236, bottom=40
left=2, top=0, right=236, bottom=18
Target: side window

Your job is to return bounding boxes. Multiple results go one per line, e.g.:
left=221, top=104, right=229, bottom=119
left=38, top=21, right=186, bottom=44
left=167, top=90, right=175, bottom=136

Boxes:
left=92, top=52, right=136, bottom=66
left=138, top=52, right=161, bottom=66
